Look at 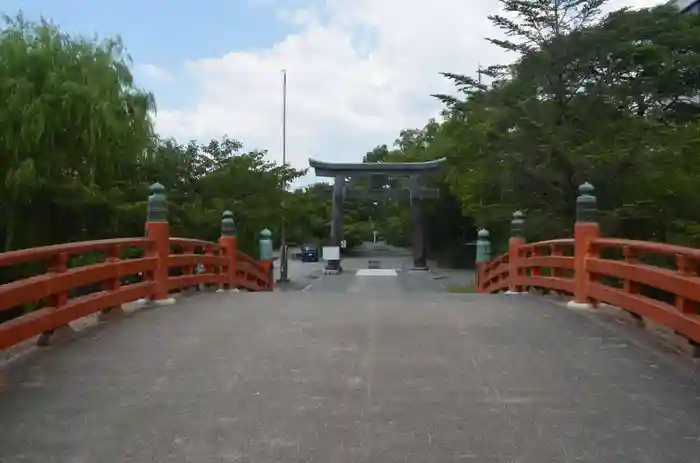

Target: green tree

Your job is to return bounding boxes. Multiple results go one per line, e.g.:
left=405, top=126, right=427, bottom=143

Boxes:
left=0, top=11, right=317, bottom=262
left=0, top=13, right=155, bottom=251
left=433, top=4, right=700, bottom=247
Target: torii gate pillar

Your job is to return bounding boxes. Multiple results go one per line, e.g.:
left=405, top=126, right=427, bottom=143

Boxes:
left=411, top=189, right=428, bottom=270
left=309, top=158, right=445, bottom=271
left=327, top=174, right=345, bottom=272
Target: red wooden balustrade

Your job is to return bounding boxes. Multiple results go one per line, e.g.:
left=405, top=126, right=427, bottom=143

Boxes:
left=0, top=231, right=273, bottom=350
left=477, top=235, right=700, bottom=347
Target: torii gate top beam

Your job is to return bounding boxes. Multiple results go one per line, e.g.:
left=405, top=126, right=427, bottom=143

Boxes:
left=309, top=157, right=447, bottom=178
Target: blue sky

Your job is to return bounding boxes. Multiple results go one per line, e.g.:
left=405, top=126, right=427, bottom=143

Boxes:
left=2, top=1, right=294, bottom=63
left=2, top=0, right=299, bottom=107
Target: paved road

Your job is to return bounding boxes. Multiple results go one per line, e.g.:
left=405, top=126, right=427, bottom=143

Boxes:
left=1, top=252, right=699, bottom=462
left=275, top=243, right=461, bottom=293
left=273, top=256, right=325, bottom=290
left=302, top=255, right=448, bottom=293
left=292, top=242, right=463, bottom=294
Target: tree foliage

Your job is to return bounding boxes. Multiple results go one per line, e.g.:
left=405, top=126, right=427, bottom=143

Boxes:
left=6, top=1, right=700, bottom=275
left=369, top=2, right=700, bottom=258
left=0, top=13, right=308, bottom=265
left=0, top=13, right=156, bottom=251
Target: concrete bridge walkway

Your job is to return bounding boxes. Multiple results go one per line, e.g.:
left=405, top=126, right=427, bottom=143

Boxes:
left=1, top=255, right=699, bottom=462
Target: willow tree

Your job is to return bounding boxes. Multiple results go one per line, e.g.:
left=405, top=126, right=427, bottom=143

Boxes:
left=0, top=13, right=155, bottom=250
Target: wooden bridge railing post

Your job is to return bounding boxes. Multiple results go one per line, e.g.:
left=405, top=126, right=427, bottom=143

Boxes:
left=259, top=228, right=274, bottom=291
left=145, top=182, right=175, bottom=306
left=475, top=229, right=491, bottom=291
left=36, top=252, right=71, bottom=346
left=506, top=211, right=525, bottom=294
left=181, top=242, right=196, bottom=294
left=568, top=182, right=599, bottom=309
left=204, top=244, right=216, bottom=291
left=99, top=244, right=125, bottom=321
left=218, top=210, right=238, bottom=292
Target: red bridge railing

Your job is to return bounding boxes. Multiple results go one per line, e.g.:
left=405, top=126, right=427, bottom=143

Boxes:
left=475, top=183, right=700, bottom=354
left=0, top=183, right=274, bottom=350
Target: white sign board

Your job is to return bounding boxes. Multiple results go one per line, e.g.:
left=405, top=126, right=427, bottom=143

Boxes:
left=322, top=246, right=340, bottom=260
left=340, top=239, right=347, bottom=248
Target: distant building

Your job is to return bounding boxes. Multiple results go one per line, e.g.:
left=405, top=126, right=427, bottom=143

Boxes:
left=672, top=0, right=700, bottom=13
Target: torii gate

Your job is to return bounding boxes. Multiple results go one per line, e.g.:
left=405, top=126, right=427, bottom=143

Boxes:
left=308, top=158, right=446, bottom=272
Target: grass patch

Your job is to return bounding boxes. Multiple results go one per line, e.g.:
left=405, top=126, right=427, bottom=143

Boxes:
left=445, top=284, right=477, bottom=293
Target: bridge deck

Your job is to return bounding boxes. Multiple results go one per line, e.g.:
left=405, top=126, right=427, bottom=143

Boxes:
left=1, top=263, right=699, bottom=462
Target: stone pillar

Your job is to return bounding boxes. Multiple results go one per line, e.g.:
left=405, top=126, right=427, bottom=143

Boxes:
left=568, top=182, right=600, bottom=309
left=476, top=229, right=491, bottom=263
left=327, top=174, right=345, bottom=272
left=145, top=182, right=175, bottom=305
left=475, top=229, right=491, bottom=291
left=410, top=186, right=428, bottom=270
left=576, top=182, right=597, bottom=222
left=218, top=210, right=238, bottom=292
left=259, top=228, right=274, bottom=290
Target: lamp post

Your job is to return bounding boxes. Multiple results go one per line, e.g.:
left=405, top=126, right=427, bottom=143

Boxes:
left=279, top=69, right=290, bottom=282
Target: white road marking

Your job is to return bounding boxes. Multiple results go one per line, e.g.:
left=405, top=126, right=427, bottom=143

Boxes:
left=302, top=273, right=324, bottom=291
left=356, top=269, right=398, bottom=276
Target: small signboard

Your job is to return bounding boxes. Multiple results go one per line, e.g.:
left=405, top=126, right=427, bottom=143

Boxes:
left=340, top=240, right=347, bottom=249
left=322, top=246, right=340, bottom=261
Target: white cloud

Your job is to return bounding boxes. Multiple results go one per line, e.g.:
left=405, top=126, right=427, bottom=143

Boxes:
left=138, top=63, right=175, bottom=83
left=149, top=0, right=666, bottom=185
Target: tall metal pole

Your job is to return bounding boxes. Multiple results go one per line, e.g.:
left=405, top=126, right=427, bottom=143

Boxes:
left=279, top=69, right=289, bottom=282
left=282, top=69, right=287, bottom=166
left=478, top=64, right=484, bottom=208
